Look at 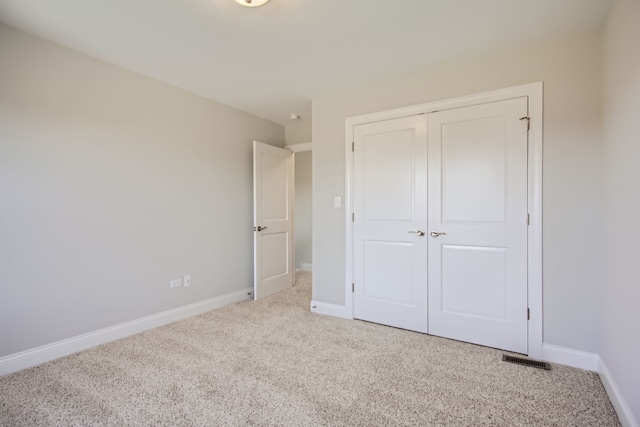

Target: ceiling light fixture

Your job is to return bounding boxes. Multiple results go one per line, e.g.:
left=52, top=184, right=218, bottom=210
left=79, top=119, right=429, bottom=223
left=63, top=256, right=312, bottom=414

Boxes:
left=234, top=0, right=270, bottom=7
left=289, top=114, right=301, bottom=120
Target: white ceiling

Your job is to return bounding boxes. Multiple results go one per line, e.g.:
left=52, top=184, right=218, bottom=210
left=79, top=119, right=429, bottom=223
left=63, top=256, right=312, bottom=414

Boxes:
left=0, top=0, right=613, bottom=125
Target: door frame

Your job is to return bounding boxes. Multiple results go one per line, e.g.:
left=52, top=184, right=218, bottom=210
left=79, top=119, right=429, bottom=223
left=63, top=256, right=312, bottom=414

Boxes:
left=285, top=142, right=313, bottom=272
left=344, top=82, right=543, bottom=358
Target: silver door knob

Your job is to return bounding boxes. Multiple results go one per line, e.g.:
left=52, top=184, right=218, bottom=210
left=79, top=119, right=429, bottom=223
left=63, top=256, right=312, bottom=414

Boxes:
left=430, top=231, right=447, bottom=237
left=408, top=230, right=425, bottom=237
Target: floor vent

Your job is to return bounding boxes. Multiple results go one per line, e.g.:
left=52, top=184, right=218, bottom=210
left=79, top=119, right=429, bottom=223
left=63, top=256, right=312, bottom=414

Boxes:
left=502, top=354, right=551, bottom=370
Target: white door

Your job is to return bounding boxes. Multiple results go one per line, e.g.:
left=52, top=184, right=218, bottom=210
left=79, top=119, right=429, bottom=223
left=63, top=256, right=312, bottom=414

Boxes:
left=253, top=141, right=294, bottom=300
left=427, top=97, right=529, bottom=353
left=353, top=116, right=429, bottom=332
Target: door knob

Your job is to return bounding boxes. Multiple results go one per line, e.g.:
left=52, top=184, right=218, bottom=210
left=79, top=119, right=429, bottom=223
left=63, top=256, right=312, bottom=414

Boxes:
left=430, top=231, right=447, bottom=237
left=408, top=230, right=425, bottom=237
left=257, top=226, right=268, bottom=232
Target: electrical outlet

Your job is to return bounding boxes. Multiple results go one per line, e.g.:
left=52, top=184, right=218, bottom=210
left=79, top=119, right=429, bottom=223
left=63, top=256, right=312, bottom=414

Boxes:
left=183, top=275, right=191, bottom=287
left=170, top=279, right=182, bottom=289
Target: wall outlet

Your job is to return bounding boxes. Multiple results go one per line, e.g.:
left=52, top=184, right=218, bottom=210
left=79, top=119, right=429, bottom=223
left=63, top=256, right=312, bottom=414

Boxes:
left=170, top=279, right=182, bottom=289
left=183, top=275, right=191, bottom=287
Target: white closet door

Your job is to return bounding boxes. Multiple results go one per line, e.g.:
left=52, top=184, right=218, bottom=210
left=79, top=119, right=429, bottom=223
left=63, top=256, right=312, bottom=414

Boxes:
left=353, top=115, right=429, bottom=332
left=427, top=97, right=529, bottom=353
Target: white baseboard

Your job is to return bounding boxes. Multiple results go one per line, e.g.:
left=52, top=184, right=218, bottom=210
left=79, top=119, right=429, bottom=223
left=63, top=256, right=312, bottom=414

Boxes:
left=301, top=263, right=312, bottom=272
left=540, top=345, right=638, bottom=426
left=599, top=358, right=639, bottom=427
left=541, top=343, right=599, bottom=371
left=0, top=287, right=252, bottom=376
left=310, top=300, right=352, bottom=319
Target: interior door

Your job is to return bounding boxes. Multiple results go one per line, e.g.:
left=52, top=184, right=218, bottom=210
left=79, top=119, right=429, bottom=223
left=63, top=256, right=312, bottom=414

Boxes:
left=253, top=141, right=294, bottom=300
left=353, top=116, right=429, bottom=332
left=427, top=97, right=529, bottom=353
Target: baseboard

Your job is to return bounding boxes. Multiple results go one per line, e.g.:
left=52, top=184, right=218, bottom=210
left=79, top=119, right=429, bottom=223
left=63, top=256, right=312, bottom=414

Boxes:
left=541, top=345, right=637, bottom=426
left=541, top=343, right=599, bottom=371
left=310, top=300, right=352, bottom=319
left=0, top=287, right=252, bottom=376
left=301, top=263, right=312, bottom=271
left=599, top=357, right=640, bottom=427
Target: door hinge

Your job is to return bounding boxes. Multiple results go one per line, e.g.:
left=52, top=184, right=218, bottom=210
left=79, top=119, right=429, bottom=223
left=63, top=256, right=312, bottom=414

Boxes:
left=527, top=308, right=530, bottom=320
left=352, top=283, right=355, bottom=293
left=352, top=212, right=355, bottom=222
left=352, top=142, right=354, bottom=152
left=520, top=116, right=530, bottom=131
left=527, top=213, right=530, bottom=225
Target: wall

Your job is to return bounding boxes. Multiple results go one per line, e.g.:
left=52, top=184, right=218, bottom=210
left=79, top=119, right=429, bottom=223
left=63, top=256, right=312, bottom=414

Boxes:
left=285, top=118, right=312, bottom=146
left=312, top=31, right=604, bottom=353
left=294, top=151, right=312, bottom=270
left=0, top=24, right=284, bottom=357
left=602, top=0, right=640, bottom=422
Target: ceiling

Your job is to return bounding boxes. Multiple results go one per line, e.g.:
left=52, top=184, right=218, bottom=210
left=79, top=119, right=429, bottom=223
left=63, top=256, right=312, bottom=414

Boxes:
left=0, top=0, right=613, bottom=126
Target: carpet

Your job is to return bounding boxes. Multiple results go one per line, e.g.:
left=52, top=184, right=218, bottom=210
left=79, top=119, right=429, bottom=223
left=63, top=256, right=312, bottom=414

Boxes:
left=0, top=272, right=620, bottom=426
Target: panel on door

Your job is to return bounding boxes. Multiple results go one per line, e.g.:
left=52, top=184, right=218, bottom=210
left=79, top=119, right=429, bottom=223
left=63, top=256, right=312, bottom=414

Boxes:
left=427, top=97, right=529, bottom=354
left=253, top=141, right=294, bottom=300
left=353, top=116, right=428, bottom=333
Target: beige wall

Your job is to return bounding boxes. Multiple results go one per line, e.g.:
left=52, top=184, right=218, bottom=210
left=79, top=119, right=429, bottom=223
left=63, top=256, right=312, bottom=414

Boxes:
left=285, top=118, right=312, bottom=146
left=602, top=0, right=640, bottom=422
left=0, top=24, right=284, bottom=357
left=294, top=151, right=312, bottom=269
left=312, top=31, right=604, bottom=353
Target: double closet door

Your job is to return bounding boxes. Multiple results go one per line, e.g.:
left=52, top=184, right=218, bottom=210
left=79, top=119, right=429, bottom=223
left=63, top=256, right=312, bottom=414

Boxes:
left=352, top=97, right=529, bottom=354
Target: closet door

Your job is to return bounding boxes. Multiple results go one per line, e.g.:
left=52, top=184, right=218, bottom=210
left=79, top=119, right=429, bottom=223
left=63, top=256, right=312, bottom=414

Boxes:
left=427, top=97, right=529, bottom=353
left=353, top=115, right=429, bottom=332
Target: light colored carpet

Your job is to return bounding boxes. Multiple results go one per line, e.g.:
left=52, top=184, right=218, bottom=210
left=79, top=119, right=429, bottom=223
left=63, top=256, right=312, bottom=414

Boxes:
left=0, top=272, right=620, bottom=426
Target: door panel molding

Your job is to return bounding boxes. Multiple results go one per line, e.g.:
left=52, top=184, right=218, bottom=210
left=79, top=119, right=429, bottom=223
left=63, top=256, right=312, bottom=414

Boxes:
left=344, top=82, right=543, bottom=358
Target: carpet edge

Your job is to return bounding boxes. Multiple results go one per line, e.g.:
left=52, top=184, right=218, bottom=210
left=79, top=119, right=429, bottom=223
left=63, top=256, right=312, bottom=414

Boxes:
left=599, top=357, right=640, bottom=427
left=0, top=287, right=252, bottom=376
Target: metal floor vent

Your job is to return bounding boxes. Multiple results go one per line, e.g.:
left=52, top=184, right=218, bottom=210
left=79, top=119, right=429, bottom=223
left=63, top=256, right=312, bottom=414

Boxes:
left=502, top=354, right=551, bottom=370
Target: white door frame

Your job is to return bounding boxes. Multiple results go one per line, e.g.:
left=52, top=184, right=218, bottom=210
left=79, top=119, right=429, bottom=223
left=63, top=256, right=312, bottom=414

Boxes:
left=344, top=82, right=543, bottom=358
left=285, top=142, right=313, bottom=272
left=285, top=142, right=313, bottom=153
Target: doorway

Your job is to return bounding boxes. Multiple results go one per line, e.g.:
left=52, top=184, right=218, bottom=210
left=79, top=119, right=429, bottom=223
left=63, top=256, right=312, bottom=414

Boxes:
left=292, top=146, right=313, bottom=272
left=253, top=141, right=313, bottom=301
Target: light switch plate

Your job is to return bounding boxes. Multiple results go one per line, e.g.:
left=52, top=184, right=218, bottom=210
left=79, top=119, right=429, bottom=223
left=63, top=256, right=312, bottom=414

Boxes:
left=334, top=196, right=341, bottom=208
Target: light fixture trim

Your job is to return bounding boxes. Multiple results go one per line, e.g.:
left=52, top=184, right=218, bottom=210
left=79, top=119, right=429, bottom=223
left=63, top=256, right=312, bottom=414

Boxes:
left=234, top=0, right=270, bottom=7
